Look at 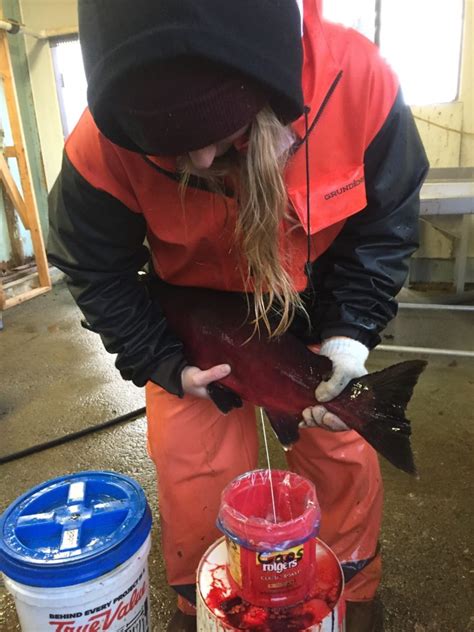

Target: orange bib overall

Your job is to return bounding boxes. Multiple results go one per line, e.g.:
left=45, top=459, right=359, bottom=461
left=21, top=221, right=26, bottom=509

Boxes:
left=146, top=380, right=383, bottom=612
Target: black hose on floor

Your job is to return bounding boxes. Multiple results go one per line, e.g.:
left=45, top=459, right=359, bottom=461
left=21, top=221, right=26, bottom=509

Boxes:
left=0, top=407, right=146, bottom=465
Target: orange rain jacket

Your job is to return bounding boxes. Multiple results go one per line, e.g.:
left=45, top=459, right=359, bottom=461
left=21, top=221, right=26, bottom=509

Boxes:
left=48, top=0, right=428, bottom=395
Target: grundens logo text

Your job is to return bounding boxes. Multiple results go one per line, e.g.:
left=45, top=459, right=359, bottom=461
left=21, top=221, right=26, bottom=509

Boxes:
left=324, top=177, right=364, bottom=201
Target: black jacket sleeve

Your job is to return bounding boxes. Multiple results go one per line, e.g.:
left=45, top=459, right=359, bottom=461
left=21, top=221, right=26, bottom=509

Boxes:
left=309, top=90, right=429, bottom=348
left=47, top=152, right=187, bottom=393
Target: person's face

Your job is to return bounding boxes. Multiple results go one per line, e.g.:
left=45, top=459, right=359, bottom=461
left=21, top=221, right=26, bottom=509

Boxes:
left=186, top=125, right=249, bottom=170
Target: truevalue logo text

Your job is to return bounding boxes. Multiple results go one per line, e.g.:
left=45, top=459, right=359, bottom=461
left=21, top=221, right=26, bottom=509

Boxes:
left=48, top=582, right=147, bottom=631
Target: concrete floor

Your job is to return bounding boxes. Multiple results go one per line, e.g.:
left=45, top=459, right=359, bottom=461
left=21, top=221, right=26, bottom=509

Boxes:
left=0, top=283, right=473, bottom=631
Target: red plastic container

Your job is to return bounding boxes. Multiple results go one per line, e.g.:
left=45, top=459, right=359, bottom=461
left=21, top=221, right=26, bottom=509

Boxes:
left=217, top=469, right=321, bottom=609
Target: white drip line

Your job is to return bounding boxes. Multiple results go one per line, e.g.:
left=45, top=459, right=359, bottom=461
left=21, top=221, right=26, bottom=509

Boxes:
left=259, top=408, right=277, bottom=524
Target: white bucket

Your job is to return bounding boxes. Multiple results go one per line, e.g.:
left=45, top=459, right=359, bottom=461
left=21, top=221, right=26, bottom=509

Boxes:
left=3, top=536, right=151, bottom=632
left=197, top=537, right=345, bottom=632
left=0, top=471, right=153, bottom=632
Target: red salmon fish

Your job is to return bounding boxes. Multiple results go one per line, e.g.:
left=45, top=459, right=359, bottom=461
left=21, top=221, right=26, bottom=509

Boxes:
left=153, top=281, right=426, bottom=475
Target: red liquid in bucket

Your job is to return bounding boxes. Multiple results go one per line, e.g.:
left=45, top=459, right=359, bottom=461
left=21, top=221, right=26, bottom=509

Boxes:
left=217, top=470, right=321, bottom=609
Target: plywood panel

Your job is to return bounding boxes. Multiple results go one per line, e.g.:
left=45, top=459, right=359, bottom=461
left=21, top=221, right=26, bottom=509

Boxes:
left=460, top=0, right=474, bottom=167
left=20, top=0, right=78, bottom=32
left=19, top=0, right=78, bottom=190
left=23, top=37, right=64, bottom=189
left=412, top=103, right=463, bottom=168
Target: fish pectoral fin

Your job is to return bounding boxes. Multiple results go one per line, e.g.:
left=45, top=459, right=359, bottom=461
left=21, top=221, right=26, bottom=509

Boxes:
left=207, top=382, right=243, bottom=414
left=264, top=409, right=301, bottom=448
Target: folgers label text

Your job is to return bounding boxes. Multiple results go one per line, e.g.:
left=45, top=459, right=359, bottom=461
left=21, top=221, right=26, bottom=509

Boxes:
left=225, top=536, right=317, bottom=608
left=257, top=546, right=304, bottom=573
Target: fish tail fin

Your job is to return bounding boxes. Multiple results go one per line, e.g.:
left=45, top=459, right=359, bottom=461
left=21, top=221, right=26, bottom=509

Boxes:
left=338, top=360, right=427, bottom=475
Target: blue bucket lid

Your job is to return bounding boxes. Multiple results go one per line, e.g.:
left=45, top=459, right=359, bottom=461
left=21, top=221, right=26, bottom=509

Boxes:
left=0, top=471, right=152, bottom=588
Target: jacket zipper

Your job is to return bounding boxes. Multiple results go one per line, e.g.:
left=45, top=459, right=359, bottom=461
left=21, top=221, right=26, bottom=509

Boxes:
left=292, top=70, right=344, bottom=151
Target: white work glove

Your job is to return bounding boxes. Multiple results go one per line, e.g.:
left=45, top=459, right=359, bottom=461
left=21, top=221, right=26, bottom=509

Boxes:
left=301, top=337, right=369, bottom=432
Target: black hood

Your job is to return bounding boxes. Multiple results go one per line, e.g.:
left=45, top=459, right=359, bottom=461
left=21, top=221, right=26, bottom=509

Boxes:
left=79, top=0, right=304, bottom=148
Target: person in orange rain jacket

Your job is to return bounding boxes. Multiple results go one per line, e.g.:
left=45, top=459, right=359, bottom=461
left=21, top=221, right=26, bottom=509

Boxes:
left=48, top=0, right=429, bottom=630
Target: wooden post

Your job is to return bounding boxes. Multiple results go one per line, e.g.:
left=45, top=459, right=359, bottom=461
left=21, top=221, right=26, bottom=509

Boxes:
left=0, top=276, right=4, bottom=329
left=2, top=182, right=25, bottom=266
left=0, top=27, right=51, bottom=292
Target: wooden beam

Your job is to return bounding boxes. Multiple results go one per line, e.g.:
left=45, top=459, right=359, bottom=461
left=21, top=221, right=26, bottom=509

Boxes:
left=0, top=278, right=5, bottom=310
left=40, top=27, right=79, bottom=40
left=2, top=181, right=25, bottom=266
left=0, top=152, right=29, bottom=228
left=4, top=146, right=17, bottom=159
left=0, top=29, right=50, bottom=290
left=3, top=270, right=38, bottom=291
left=5, top=285, right=49, bottom=309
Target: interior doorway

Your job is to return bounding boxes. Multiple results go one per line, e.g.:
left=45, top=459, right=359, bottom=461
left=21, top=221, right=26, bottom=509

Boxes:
left=50, top=36, right=87, bottom=138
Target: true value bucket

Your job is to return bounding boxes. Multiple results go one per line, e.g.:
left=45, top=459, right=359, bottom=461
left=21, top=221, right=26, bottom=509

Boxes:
left=216, top=470, right=322, bottom=610
left=0, top=471, right=152, bottom=632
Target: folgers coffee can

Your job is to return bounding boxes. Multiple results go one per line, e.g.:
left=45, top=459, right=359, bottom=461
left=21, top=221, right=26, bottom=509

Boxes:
left=197, top=538, right=345, bottom=632
left=0, top=471, right=152, bottom=632
left=217, top=469, right=321, bottom=609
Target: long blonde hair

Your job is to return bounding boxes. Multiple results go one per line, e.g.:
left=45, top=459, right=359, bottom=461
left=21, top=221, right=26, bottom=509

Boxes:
left=178, top=107, right=306, bottom=337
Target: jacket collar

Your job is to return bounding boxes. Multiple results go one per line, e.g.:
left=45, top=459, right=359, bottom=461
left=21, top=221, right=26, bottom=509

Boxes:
left=291, top=0, right=342, bottom=140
